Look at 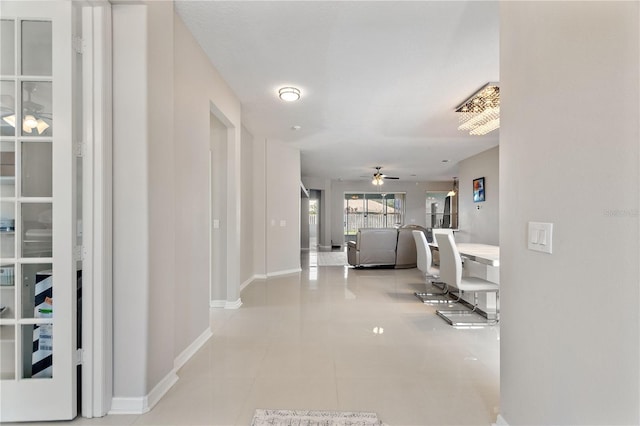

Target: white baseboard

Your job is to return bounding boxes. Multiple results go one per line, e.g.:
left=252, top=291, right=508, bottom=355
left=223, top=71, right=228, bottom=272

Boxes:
left=266, top=268, right=302, bottom=278
left=240, top=274, right=265, bottom=292
left=224, top=298, right=242, bottom=309
left=109, top=372, right=177, bottom=415
left=210, top=299, right=226, bottom=308
left=146, top=371, right=179, bottom=412
left=110, top=328, right=213, bottom=415
left=210, top=298, right=243, bottom=309
left=109, top=397, right=148, bottom=415
left=174, top=327, right=212, bottom=371
left=493, top=414, right=509, bottom=426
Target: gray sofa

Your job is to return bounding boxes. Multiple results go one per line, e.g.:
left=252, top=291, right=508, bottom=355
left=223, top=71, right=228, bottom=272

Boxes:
left=346, top=225, right=427, bottom=268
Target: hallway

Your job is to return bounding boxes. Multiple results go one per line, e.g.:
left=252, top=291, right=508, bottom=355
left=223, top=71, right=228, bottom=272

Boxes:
left=18, top=252, right=500, bottom=426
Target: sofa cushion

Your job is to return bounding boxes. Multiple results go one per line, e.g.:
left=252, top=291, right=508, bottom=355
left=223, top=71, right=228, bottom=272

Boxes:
left=395, top=228, right=418, bottom=268
left=356, top=228, right=398, bottom=266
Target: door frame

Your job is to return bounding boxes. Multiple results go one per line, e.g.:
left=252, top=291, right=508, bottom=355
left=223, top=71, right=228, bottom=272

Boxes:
left=78, top=1, right=112, bottom=418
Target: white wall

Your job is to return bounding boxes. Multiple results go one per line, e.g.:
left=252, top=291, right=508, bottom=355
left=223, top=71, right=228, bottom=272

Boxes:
left=240, top=126, right=255, bottom=285
left=112, top=0, right=181, bottom=402
left=173, top=9, right=242, bottom=339
left=112, top=2, right=247, bottom=405
left=500, top=2, right=639, bottom=425
left=252, top=136, right=267, bottom=277
left=146, top=0, right=176, bottom=394
left=457, top=146, right=498, bottom=244
left=210, top=114, right=228, bottom=303
left=112, top=3, right=149, bottom=399
left=266, top=140, right=301, bottom=275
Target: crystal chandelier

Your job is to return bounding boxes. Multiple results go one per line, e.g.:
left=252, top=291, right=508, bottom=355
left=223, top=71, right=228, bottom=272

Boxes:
left=456, top=83, right=499, bottom=135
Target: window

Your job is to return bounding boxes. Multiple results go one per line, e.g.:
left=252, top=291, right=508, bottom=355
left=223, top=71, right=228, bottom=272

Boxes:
left=344, top=192, right=405, bottom=236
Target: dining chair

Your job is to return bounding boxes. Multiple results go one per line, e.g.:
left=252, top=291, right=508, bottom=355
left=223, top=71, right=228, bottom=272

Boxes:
left=412, top=230, right=449, bottom=303
left=434, top=232, right=499, bottom=326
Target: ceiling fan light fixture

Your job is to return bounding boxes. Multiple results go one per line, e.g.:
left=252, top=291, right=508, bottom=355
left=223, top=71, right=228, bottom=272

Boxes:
left=278, top=86, right=301, bottom=102
left=23, top=114, right=38, bottom=129
left=22, top=120, right=33, bottom=133
left=36, top=118, right=49, bottom=134
left=2, top=114, right=16, bottom=127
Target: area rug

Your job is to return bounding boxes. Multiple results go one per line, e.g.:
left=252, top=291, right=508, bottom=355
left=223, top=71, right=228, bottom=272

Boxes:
left=251, top=409, right=386, bottom=426
left=316, top=251, right=348, bottom=266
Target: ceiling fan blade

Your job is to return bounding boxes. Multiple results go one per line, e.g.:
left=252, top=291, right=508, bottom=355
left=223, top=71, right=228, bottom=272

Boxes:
left=381, top=175, right=399, bottom=179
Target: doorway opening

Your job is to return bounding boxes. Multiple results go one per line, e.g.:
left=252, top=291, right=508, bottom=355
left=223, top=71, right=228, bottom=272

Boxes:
left=209, top=113, right=227, bottom=306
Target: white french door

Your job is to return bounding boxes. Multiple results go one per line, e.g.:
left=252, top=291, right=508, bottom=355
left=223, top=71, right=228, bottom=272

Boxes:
left=0, top=1, right=77, bottom=421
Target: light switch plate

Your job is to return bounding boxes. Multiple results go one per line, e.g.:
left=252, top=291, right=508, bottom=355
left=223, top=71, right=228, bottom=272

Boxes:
left=528, top=222, right=553, bottom=253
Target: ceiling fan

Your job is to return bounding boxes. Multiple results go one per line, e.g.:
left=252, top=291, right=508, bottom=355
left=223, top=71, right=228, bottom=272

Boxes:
left=1, top=82, right=52, bottom=135
left=371, top=166, right=399, bottom=186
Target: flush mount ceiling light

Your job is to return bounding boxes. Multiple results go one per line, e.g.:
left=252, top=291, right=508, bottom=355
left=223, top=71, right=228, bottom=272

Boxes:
left=278, top=86, right=301, bottom=102
left=456, top=82, right=499, bottom=135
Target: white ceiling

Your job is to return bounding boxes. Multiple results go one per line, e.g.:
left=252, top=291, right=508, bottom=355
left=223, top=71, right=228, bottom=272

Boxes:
left=175, top=1, right=500, bottom=182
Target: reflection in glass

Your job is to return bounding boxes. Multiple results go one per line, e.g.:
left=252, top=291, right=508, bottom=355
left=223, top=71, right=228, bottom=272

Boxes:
left=21, top=81, right=52, bottom=136
left=21, top=203, right=52, bottom=258
left=22, top=142, right=52, bottom=197
left=0, top=263, right=16, bottom=319
left=22, top=323, right=53, bottom=379
left=20, top=264, right=51, bottom=320
left=1, top=80, right=15, bottom=137
left=0, top=20, right=15, bottom=75
left=21, top=266, right=54, bottom=379
left=0, top=201, right=15, bottom=258
left=0, top=141, right=15, bottom=196
left=426, top=191, right=458, bottom=229
left=21, top=21, right=52, bottom=77
left=0, top=325, right=16, bottom=379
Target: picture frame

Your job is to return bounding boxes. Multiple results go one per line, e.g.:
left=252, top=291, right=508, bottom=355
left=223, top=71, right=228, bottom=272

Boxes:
left=473, top=177, right=485, bottom=202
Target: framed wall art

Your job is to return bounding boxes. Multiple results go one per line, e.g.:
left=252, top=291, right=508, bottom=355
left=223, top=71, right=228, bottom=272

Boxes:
left=473, top=177, right=485, bottom=202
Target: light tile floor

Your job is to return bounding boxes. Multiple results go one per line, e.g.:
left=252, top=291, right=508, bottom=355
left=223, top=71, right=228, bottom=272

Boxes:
left=14, top=251, right=500, bottom=426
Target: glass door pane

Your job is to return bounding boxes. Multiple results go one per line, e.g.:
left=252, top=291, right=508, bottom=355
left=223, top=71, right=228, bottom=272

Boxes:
left=1, top=80, right=16, bottom=137
left=1, top=1, right=76, bottom=421
left=0, top=20, right=15, bottom=76
left=21, top=81, right=52, bottom=136
left=21, top=21, right=52, bottom=76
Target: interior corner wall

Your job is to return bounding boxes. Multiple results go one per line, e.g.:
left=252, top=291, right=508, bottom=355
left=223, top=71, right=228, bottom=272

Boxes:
left=112, top=0, right=177, bottom=401
left=265, top=140, right=301, bottom=275
left=252, top=136, right=267, bottom=277
left=145, top=0, right=176, bottom=394
left=457, top=146, right=499, bottom=244
left=240, top=125, right=255, bottom=284
left=111, top=3, right=149, bottom=399
left=173, top=10, right=242, bottom=349
left=499, top=2, right=639, bottom=425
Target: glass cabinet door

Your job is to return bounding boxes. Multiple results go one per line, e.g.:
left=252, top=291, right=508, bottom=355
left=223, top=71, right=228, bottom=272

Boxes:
left=0, top=1, right=76, bottom=422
